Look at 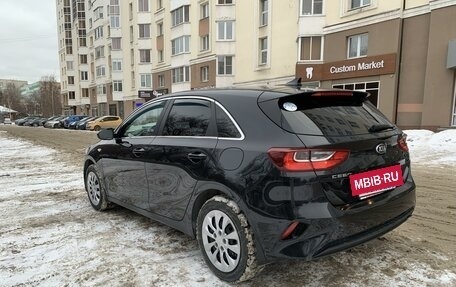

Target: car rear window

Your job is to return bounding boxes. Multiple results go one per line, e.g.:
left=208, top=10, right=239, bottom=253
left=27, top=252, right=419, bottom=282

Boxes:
left=259, top=92, right=393, bottom=136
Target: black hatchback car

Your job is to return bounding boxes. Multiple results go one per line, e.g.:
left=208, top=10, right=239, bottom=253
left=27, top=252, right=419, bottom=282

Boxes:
left=84, top=87, right=415, bottom=282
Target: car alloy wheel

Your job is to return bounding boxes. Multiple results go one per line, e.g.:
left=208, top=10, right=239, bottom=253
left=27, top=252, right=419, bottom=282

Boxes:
left=202, top=209, right=241, bottom=273
left=85, top=165, right=110, bottom=211
left=197, top=196, right=261, bottom=282
left=87, top=171, right=101, bottom=206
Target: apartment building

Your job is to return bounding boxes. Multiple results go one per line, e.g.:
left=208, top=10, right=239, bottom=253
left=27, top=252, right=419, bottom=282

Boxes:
left=56, top=0, right=456, bottom=129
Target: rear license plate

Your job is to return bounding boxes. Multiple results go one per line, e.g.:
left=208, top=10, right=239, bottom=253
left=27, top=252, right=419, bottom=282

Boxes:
left=349, top=164, right=403, bottom=198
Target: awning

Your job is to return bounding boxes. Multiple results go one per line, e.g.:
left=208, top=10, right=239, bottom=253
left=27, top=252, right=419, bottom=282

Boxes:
left=0, top=105, right=18, bottom=113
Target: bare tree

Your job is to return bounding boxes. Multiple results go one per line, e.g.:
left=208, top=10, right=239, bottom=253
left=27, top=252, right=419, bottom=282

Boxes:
left=40, top=75, right=61, bottom=117
left=1, top=83, right=24, bottom=113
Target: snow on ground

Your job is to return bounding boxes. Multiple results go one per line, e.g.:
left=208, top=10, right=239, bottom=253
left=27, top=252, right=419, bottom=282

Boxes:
left=1, top=130, right=455, bottom=286
left=405, top=129, right=456, bottom=166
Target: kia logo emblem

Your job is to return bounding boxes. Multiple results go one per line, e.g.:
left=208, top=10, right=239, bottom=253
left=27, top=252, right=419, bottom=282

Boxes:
left=376, top=143, right=387, bottom=155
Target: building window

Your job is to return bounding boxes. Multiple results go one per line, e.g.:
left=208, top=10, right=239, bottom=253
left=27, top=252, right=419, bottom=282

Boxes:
left=79, top=38, right=87, bottom=47
left=130, top=25, right=134, bottom=42
left=139, top=49, right=151, bottom=63
left=301, top=0, right=323, bottom=15
left=129, top=3, right=133, bottom=20
left=130, top=48, right=135, bottom=64
left=200, top=35, right=209, bottom=51
left=95, top=46, right=105, bottom=59
left=299, top=36, right=322, bottom=61
left=171, top=5, right=190, bottom=27
left=332, top=81, right=379, bottom=107
left=259, top=37, right=268, bottom=65
left=157, top=0, right=163, bottom=10
left=110, top=16, right=120, bottom=28
left=81, top=71, right=88, bottom=81
left=171, top=36, right=190, bottom=55
left=157, top=22, right=163, bottom=36
left=201, top=66, right=209, bottom=82
left=96, top=65, right=106, bottom=77
left=201, top=2, right=209, bottom=19
left=172, top=66, right=190, bottom=83
left=69, top=91, right=76, bottom=99
left=112, top=59, right=122, bottom=71
left=66, top=61, right=74, bottom=70
left=94, top=26, right=103, bottom=39
left=217, top=21, right=234, bottom=41
left=80, top=54, right=87, bottom=64
left=81, top=88, right=89, bottom=98
left=112, top=38, right=121, bottom=50
left=218, top=0, right=233, bottom=4
left=97, top=84, right=106, bottom=95
left=139, top=24, right=151, bottom=38
left=138, top=0, right=149, bottom=12
left=94, top=6, right=103, bottom=20
left=113, top=80, right=123, bottom=92
left=260, top=0, right=268, bottom=26
left=158, top=74, right=165, bottom=87
left=158, top=50, right=164, bottom=62
left=140, top=74, right=152, bottom=88
left=350, top=0, right=370, bottom=9
left=217, top=56, right=233, bottom=75
left=131, top=71, right=136, bottom=88
left=347, top=33, right=368, bottom=58
left=68, top=76, right=75, bottom=85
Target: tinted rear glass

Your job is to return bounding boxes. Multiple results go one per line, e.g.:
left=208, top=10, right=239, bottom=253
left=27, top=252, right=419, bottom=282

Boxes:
left=260, top=93, right=393, bottom=136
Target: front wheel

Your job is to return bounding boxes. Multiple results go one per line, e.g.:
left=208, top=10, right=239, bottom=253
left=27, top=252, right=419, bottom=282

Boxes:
left=94, top=125, right=101, bottom=131
left=197, top=196, right=262, bottom=282
left=85, top=165, right=110, bottom=211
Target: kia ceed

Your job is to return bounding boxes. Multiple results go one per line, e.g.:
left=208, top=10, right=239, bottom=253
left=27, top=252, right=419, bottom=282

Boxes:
left=83, top=86, right=415, bottom=282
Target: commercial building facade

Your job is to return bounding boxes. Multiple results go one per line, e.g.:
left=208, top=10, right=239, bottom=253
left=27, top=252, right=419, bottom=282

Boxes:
left=56, top=0, right=456, bottom=129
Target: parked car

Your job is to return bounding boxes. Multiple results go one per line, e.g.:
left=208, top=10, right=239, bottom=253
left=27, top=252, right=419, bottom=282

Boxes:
left=23, top=117, right=42, bottom=127
left=42, top=116, right=60, bottom=126
left=44, top=116, right=66, bottom=129
left=27, top=117, right=48, bottom=127
left=63, top=115, right=87, bottom=129
left=3, top=118, right=12, bottom=124
left=83, top=87, right=416, bottom=282
left=15, top=116, right=34, bottom=126
left=76, top=116, right=98, bottom=130
left=86, top=116, right=122, bottom=131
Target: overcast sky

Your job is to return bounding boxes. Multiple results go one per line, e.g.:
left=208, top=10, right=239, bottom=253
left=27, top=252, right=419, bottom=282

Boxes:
left=0, top=0, right=59, bottom=84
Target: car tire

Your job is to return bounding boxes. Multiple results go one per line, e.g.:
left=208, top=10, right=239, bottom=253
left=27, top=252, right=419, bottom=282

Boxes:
left=85, top=165, right=110, bottom=211
left=197, top=196, right=262, bottom=282
left=94, top=125, right=101, bottom=131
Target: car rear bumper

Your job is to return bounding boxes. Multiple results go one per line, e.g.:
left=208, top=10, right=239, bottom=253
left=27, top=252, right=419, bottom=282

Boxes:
left=248, top=180, right=416, bottom=264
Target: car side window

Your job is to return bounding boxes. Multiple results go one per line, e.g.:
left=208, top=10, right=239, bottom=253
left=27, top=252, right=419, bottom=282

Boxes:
left=162, top=99, right=212, bottom=137
left=123, top=101, right=166, bottom=137
left=215, top=104, right=241, bottom=138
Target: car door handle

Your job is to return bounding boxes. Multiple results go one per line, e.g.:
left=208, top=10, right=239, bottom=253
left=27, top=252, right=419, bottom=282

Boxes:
left=187, top=152, right=207, bottom=163
left=132, top=147, right=145, bottom=157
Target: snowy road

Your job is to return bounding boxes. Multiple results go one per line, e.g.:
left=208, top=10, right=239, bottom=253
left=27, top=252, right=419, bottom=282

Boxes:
left=0, top=128, right=455, bottom=286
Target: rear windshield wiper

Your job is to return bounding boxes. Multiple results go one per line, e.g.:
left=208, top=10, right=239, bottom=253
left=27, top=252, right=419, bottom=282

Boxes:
left=368, top=124, right=395, bottom=133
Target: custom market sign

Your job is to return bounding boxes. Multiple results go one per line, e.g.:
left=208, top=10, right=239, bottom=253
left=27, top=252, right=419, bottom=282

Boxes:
left=296, top=53, right=397, bottom=82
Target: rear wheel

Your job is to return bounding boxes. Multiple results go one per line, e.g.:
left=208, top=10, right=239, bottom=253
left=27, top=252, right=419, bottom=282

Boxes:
left=197, top=196, right=262, bottom=282
left=85, top=165, right=109, bottom=211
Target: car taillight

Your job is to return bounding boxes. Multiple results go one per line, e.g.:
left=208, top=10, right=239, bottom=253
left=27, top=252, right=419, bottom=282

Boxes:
left=268, top=148, right=349, bottom=172
left=398, top=133, right=409, bottom=152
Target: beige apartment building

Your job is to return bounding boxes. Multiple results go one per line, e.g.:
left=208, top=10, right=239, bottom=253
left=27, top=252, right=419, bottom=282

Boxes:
left=56, top=0, right=456, bottom=129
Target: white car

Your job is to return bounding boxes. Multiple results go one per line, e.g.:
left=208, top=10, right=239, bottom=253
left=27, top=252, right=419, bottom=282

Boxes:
left=3, top=118, right=12, bottom=124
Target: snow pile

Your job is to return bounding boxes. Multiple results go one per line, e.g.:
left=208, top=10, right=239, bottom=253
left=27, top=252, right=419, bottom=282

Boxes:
left=405, top=129, right=456, bottom=166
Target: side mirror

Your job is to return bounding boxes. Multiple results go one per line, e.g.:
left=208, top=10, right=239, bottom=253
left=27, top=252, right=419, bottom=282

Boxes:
left=97, top=128, right=114, bottom=140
